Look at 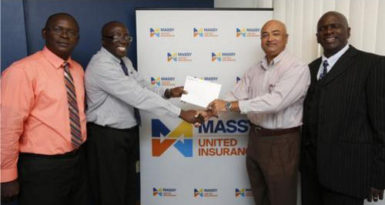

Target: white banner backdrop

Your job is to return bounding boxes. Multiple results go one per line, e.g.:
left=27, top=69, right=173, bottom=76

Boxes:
left=136, top=9, right=272, bottom=205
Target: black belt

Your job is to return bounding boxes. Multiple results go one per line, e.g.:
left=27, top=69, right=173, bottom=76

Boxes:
left=87, top=122, right=137, bottom=132
left=251, top=124, right=300, bottom=136
left=20, top=146, right=82, bottom=159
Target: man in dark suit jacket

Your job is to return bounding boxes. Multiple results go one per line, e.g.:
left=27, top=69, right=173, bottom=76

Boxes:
left=301, top=11, right=385, bottom=205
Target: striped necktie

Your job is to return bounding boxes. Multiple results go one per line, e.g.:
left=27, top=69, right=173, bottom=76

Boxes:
left=319, top=60, right=329, bottom=80
left=63, top=62, right=82, bottom=148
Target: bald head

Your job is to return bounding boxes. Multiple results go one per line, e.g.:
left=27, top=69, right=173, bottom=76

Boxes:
left=262, top=20, right=288, bottom=36
left=261, top=20, right=288, bottom=63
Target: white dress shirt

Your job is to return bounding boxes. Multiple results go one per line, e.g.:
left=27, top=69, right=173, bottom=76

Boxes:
left=225, top=49, right=310, bottom=129
left=317, top=44, right=349, bottom=79
left=85, top=47, right=181, bottom=129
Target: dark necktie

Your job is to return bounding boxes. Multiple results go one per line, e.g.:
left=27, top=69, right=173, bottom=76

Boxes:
left=63, top=62, right=82, bottom=148
left=120, top=59, right=141, bottom=126
left=319, top=60, right=329, bottom=80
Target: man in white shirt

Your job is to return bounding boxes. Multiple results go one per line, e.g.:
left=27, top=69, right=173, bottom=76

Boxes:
left=85, top=21, right=201, bottom=205
left=208, top=20, right=310, bottom=205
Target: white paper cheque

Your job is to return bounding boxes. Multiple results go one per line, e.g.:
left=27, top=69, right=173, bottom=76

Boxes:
left=181, top=76, right=221, bottom=108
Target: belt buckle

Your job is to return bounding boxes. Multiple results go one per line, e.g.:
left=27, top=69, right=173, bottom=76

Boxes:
left=254, top=126, right=262, bottom=132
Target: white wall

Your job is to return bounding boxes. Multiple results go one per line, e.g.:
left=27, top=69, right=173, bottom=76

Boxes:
left=215, top=0, right=385, bottom=62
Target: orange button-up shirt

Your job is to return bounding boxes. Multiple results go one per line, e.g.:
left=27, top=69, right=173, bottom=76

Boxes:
left=1, top=47, right=87, bottom=182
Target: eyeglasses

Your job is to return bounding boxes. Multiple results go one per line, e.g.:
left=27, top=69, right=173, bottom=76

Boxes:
left=47, top=26, right=78, bottom=38
left=103, top=34, right=133, bottom=42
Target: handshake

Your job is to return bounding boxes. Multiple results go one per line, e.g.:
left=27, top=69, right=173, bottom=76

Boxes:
left=167, top=86, right=231, bottom=126
left=179, top=99, right=229, bottom=126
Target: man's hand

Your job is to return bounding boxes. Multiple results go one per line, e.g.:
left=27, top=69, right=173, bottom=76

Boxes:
left=179, top=110, right=204, bottom=125
left=165, top=86, right=187, bottom=98
left=367, top=187, right=384, bottom=202
left=195, top=110, right=217, bottom=121
left=1, top=179, right=19, bottom=203
left=207, top=99, right=227, bottom=116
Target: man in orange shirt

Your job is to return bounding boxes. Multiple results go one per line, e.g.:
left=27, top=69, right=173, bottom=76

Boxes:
left=1, top=13, right=87, bottom=205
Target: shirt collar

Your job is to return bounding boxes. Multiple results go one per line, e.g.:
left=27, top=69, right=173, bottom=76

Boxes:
left=321, top=44, right=349, bottom=68
left=42, top=46, right=74, bottom=69
left=260, top=49, right=287, bottom=70
left=101, top=47, right=122, bottom=63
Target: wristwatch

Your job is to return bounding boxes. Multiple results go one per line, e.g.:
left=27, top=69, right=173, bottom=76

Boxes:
left=225, top=102, right=232, bottom=111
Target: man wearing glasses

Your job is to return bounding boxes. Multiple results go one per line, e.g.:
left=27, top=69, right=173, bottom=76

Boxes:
left=85, top=21, right=201, bottom=205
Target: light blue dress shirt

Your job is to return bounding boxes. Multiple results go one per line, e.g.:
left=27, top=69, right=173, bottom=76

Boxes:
left=85, top=47, right=181, bottom=129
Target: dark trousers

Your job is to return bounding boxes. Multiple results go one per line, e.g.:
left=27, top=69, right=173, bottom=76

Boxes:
left=301, top=145, right=364, bottom=205
left=86, top=123, right=138, bottom=205
left=246, top=126, right=299, bottom=205
left=17, top=146, right=87, bottom=205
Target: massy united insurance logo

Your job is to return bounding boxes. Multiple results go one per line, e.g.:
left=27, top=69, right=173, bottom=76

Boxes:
left=153, top=187, right=177, bottom=197
left=150, top=77, right=176, bottom=87
left=193, top=27, right=219, bottom=37
left=150, top=27, right=175, bottom=38
left=152, top=119, right=193, bottom=157
left=236, top=27, right=261, bottom=37
left=212, top=52, right=236, bottom=62
left=167, top=52, right=192, bottom=62
left=194, top=188, right=218, bottom=198
left=235, top=188, right=253, bottom=198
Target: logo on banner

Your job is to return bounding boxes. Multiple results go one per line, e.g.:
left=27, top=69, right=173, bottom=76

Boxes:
left=235, top=188, right=253, bottom=198
left=197, top=119, right=249, bottom=157
left=236, top=27, right=261, bottom=37
left=152, top=119, right=193, bottom=157
left=151, top=77, right=176, bottom=87
left=196, top=76, right=219, bottom=82
left=150, top=28, right=175, bottom=38
left=193, top=27, right=219, bottom=37
left=167, top=52, right=192, bottom=62
left=212, top=52, right=236, bottom=62
left=153, top=187, right=177, bottom=197
left=194, top=188, right=218, bottom=198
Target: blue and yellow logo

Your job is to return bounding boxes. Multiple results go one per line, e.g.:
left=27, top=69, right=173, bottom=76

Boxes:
left=151, top=77, right=161, bottom=86
left=152, top=119, right=193, bottom=157
left=236, top=28, right=246, bottom=37
left=235, top=188, right=253, bottom=198
left=193, top=28, right=204, bottom=37
left=194, top=188, right=218, bottom=198
left=194, top=188, right=204, bottom=197
left=153, top=187, right=177, bottom=197
left=212, top=52, right=222, bottom=62
left=153, top=188, right=163, bottom=196
left=167, top=52, right=177, bottom=62
left=150, top=77, right=176, bottom=87
left=150, top=27, right=175, bottom=38
left=236, top=27, right=260, bottom=37
left=150, top=28, right=160, bottom=37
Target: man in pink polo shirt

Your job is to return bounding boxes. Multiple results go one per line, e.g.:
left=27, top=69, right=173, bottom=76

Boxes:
left=1, top=13, right=87, bottom=205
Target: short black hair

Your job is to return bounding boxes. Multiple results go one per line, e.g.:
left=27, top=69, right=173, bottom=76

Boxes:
left=101, top=21, right=126, bottom=36
left=44, top=12, right=79, bottom=30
